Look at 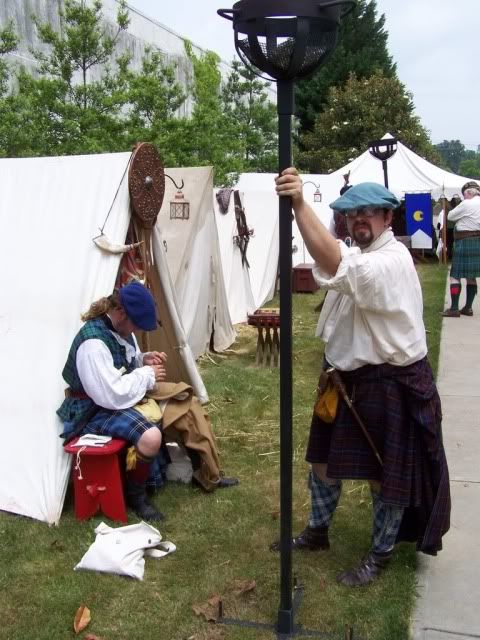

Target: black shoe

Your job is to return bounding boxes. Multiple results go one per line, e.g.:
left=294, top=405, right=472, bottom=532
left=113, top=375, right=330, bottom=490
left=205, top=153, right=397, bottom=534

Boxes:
left=126, top=483, right=164, bottom=521
left=270, top=525, right=330, bottom=552
left=217, top=476, right=240, bottom=488
left=460, top=306, right=473, bottom=316
left=336, top=549, right=392, bottom=587
left=441, top=308, right=461, bottom=317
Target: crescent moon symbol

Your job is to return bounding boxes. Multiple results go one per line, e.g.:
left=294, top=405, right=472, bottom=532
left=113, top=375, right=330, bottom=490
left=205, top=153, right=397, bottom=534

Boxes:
left=413, top=210, right=424, bottom=222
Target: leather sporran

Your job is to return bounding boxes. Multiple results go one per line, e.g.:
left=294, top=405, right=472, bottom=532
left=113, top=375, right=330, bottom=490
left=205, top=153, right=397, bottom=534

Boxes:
left=314, top=369, right=339, bottom=423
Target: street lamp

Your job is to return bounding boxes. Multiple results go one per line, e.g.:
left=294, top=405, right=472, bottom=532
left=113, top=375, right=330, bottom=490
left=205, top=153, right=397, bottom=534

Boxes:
left=218, top=1, right=356, bottom=637
left=368, top=137, right=397, bottom=189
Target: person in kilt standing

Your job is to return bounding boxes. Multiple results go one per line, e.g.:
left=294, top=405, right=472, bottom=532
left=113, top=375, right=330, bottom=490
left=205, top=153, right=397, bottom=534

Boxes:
left=442, top=181, right=480, bottom=317
left=57, top=281, right=168, bottom=521
left=272, top=169, right=451, bottom=586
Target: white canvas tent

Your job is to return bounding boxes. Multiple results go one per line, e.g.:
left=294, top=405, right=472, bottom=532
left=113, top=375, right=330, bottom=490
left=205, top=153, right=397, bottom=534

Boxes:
left=234, top=135, right=476, bottom=270
left=0, top=151, right=208, bottom=524
left=156, top=167, right=236, bottom=358
left=214, top=190, right=256, bottom=324
left=328, top=134, right=474, bottom=201
left=234, top=177, right=281, bottom=308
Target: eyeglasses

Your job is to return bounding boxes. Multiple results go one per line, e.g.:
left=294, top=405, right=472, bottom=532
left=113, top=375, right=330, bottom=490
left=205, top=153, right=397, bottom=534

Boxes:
left=343, top=207, right=384, bottom=219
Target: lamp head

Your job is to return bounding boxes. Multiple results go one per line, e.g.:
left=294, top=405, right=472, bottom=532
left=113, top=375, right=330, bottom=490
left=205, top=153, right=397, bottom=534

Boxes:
left=218, top=0, right=356, bottom=81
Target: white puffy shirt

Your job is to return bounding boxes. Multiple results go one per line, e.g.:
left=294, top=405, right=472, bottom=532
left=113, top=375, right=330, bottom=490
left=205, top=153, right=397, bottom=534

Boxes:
left=312, top=229, right=427, bottom=371
left=447, top=195, right=480, bottom=231
left=76, top=331, right=155, bottom=410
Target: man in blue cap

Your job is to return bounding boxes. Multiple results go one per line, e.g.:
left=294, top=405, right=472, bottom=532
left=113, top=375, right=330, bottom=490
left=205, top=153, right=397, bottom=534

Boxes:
left=273, top=168, right=450, bottom=586
left=58, top=280, right=168, bottom=521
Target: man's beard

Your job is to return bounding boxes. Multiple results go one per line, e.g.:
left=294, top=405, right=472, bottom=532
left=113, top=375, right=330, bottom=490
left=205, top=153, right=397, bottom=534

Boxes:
left=351, top=222, right=374, bottom=247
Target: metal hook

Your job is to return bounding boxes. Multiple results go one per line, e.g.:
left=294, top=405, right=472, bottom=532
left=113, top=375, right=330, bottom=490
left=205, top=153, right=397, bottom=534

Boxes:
left=165, top=173, right=184, bottom=190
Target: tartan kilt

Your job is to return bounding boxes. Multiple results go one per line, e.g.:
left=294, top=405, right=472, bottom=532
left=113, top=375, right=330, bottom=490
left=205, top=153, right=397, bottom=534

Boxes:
left=450, top=236, right=480, bottom=279
left=305, top=357, right=451, bottom=554
left=83, top=407, right=161, bottom=444
left=82, top=408, right=167, bottom=490
left=306, top=358, right=441, bottom=505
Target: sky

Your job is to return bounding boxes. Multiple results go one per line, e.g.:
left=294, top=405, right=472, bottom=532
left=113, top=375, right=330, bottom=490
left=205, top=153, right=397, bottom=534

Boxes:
left=126, top=0, right=479, bottom=150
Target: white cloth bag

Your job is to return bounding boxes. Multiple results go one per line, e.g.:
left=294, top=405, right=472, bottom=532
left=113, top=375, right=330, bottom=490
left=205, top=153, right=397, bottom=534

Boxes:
left=75, top=521, right=176, bottom=580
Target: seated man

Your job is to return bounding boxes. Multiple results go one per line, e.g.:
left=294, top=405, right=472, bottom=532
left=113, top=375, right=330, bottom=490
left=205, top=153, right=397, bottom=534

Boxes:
left=57, top=281, right=238, bottom=521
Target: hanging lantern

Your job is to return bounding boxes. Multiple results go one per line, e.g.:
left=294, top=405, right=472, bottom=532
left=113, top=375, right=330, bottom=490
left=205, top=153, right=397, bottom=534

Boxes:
left=170, top=190, right=190, bottom=220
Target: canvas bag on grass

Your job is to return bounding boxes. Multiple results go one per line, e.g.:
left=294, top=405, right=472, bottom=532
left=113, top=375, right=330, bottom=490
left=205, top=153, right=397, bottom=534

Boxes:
left=75, top=521, right=175, bottom=580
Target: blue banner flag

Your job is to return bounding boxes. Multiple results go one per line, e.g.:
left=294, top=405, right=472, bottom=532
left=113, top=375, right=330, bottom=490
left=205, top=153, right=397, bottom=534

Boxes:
left=405, top=193, right=432, bottom=249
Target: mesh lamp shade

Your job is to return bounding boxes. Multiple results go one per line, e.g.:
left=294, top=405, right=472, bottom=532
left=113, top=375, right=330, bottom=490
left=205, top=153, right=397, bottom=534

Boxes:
left=218, top=0, right=355, bottom=81
left=369, top=137, right=398, bottom=162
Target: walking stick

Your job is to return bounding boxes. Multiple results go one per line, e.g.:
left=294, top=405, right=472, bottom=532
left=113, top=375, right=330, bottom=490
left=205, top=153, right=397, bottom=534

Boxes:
left=326, top=367, right=383, bottom=467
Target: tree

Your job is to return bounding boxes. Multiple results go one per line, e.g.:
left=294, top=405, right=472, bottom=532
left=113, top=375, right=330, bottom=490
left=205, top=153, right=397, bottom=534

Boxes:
left=121, top=47, right=187, bottom=163
left=295, top=0, right=396, bottom=134
left=221, top=60, right=277, bottom=172
left=297, top=71, right=440, bottom=173
left=0, top=21, right=18, bottom=96
left=459, top=158, right=480, bottom=180
left=173, top=42, right=243, bottom=185
left=17, top=0, right=131, bottom=155
left=435, top=140, right=467, bottom=174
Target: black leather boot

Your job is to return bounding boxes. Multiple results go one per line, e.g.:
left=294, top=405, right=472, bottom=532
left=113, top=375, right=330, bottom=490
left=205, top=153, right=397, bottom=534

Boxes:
left=336, top=549, right=392, bottom=586
left=270, top=525, right=330, bottom=552
left=125, top=481, right=164, bottom=521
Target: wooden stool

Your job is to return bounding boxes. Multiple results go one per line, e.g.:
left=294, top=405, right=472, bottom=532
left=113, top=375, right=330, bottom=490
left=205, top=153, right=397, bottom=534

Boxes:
left=64, top=438, right=128, bottom=522
left=247, top=309, right=280, bottom=367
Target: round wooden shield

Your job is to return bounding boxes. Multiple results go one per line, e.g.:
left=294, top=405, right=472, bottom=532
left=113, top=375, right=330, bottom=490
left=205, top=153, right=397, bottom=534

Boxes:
left=128, top=143, right=165, bottom=229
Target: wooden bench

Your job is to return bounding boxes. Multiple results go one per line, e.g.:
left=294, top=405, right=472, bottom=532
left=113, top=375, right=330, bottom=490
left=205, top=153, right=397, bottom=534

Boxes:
left=247, top=309, right=280, bottom=367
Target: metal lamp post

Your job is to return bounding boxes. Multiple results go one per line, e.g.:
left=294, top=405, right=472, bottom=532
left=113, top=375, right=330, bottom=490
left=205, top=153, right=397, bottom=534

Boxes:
left=368, top=137, right=398, bottom=189
left=218, top=1, right=355, bottom=636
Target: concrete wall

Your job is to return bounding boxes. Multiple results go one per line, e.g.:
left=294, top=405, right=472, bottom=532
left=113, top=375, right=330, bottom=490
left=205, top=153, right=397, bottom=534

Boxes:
left=0, top=0, right=235, bottom=117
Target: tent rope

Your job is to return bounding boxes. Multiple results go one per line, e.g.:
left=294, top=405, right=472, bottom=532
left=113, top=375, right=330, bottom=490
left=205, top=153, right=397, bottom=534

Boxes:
left=97, top=152, right=134, bottom=235
left=74, top=446, right=87, bottom=480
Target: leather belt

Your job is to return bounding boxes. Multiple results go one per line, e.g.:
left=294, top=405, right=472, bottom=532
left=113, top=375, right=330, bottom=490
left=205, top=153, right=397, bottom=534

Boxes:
left=65, top=388, right=90, bottom=400
left=454, top=229, right=480, bottom=240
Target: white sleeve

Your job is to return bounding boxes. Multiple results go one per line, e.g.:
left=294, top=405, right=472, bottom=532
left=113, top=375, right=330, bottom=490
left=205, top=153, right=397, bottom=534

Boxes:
left=447, top=201, right=467, bottom=222
left=313, top=242, right=410, bottom=313
left=76, top=339, right=155, bottom=410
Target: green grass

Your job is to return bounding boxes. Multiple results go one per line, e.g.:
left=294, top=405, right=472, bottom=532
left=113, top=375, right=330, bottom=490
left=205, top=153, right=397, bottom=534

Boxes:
left=0, top=263, right=448, bottom=640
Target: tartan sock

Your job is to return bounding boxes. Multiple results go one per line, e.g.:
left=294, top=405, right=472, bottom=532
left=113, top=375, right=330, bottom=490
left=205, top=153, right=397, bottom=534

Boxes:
left=450, top=282, right=461, bottom=310
left=466, top=283, right=477, bottom=309
left=126, top=451, right=154, bottom=485
left=308, top=470, right=341, bottom=528
left=371, top=490, right=404, bottom=554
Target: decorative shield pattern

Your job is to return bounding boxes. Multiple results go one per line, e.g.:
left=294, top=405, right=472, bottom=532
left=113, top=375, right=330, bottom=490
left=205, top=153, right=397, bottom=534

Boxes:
left=128, top=143, right=165, bottom=229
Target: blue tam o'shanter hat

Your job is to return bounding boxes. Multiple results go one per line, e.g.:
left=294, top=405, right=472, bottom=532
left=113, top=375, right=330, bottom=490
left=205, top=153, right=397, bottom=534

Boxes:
left=329, top=182, right=400, bottom=212
left=119, top=281, right=157, bottom=331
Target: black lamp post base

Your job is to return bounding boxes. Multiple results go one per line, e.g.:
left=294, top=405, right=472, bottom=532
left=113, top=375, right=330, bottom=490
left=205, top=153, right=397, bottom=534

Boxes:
left=216, top=583, right=358, bottom=639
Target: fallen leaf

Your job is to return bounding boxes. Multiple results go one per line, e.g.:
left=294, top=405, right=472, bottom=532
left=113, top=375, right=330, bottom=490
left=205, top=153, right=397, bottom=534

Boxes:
left=73, top=605, right=91, bottom=634
left=231, top=579, right=256, bottom=596
left=192, top=595, right=221, bottom=622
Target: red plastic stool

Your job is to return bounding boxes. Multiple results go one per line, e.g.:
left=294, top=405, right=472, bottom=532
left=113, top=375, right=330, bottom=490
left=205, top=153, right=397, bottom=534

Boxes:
left=64, top=438, right=128, bottom=522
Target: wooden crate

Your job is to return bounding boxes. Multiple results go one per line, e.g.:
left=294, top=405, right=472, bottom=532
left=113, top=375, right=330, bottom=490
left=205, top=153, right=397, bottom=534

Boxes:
left=292, top=263, right=319, bottom=293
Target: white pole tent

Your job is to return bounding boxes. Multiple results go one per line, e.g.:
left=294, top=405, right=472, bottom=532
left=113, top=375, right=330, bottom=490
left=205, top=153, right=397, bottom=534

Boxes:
left=213, top=190, right=256, bottom=324
left=155, top=167, right=236, bottom=359
left=234, top=135, right=475, bottom=274
left=0, top=151, right=207, bottom=524
left=328, top=134, right=473, bottom=201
